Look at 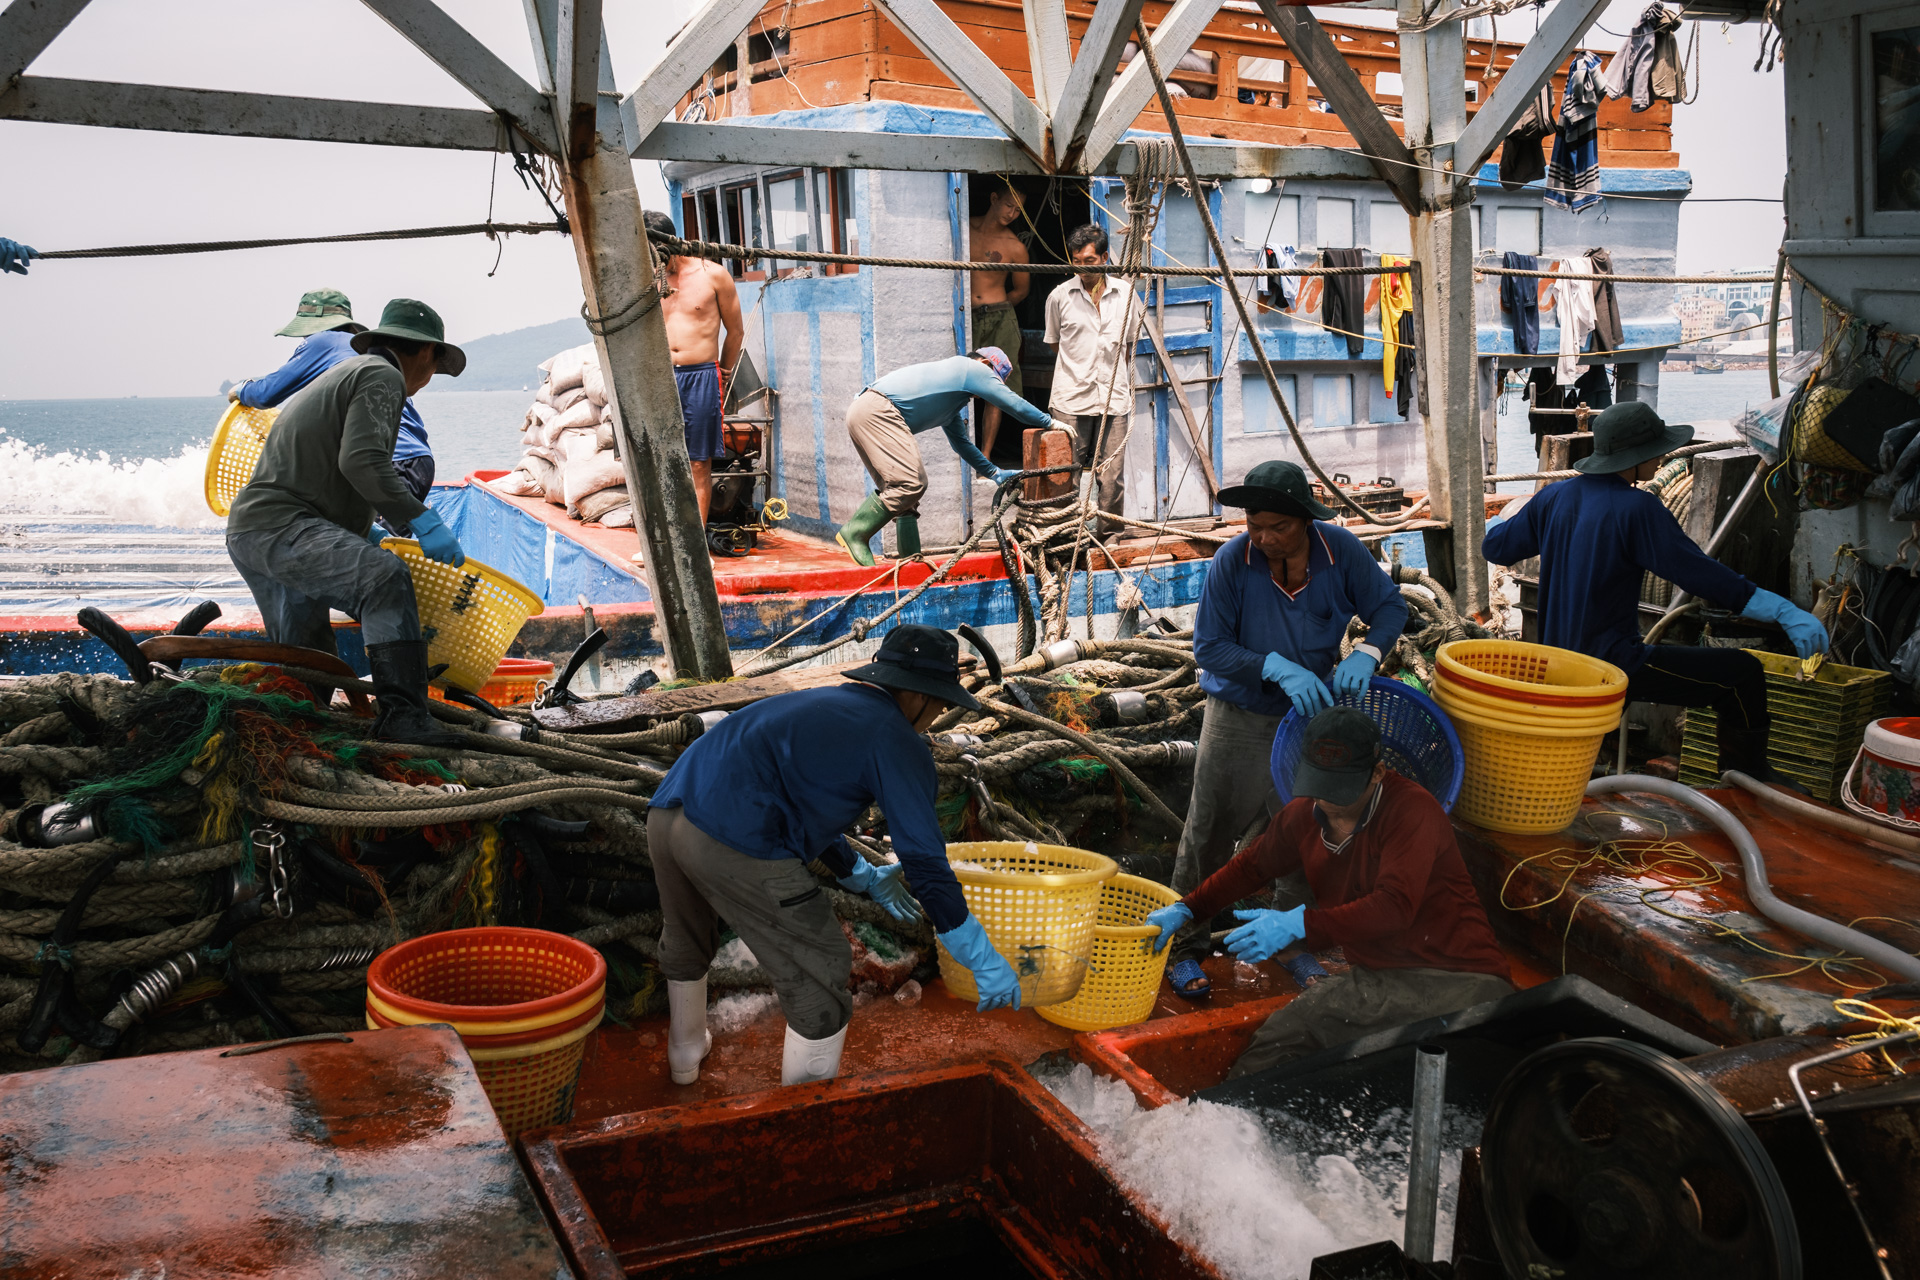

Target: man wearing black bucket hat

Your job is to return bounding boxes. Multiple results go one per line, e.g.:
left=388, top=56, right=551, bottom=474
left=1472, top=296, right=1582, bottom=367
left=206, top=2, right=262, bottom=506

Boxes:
left=1144, top=707, right=1512, bottom=1077
left=1168, top=459, right=1408, bottom=999
left=1484, top=401, right=1827, bottom=782
left=226, top=298, right=468, bottom=748
left=648, top=624, right=1022, bottom=1089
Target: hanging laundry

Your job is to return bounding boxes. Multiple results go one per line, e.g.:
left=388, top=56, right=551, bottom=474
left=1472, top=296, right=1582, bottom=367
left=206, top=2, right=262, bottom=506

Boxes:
left=1545, top=52, right=1604, bottom=214
left=1552, top=257, right=1598, bottom=387
left=1321, top=247, right=1366, bottom=358
left=1574, top=361, right=1614, bottom=411
left=1395, top=311, right=1418, bottom=419
left=1604, top=5, right=1687, bottom=111
left=1379, top=254, right=1414, bottom=399
left=1260, top=244, right=1299, bottom=309
left=1501, top=251, right=1542, bottom=354
left=1649, top=10, right=1688, bottom=104
left=1585, top=247, right=1624, bottom=356
left=1500, top=84, right=1557, bottom=191
left=1526, top=367, right=1565, bottom=438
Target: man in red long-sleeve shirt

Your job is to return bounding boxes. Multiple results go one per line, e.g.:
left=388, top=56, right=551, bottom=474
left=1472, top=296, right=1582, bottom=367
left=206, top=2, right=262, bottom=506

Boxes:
left=1146, top=707, right=1513, bottom=1078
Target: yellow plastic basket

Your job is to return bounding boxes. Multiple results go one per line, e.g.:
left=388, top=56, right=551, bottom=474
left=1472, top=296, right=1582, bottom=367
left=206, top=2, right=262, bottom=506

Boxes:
left=1435, top=640, right=1628, bottom=704
left=1037, top=874, right=1182, bottom=1032
left=936, top=841, right=1117, bottom=1008
left=380, top=540, right=546, bottom=692
left=1445, top=700, right=1608, bottom=834
left=204, top=402, right=278, bottom=516
left=1432, top=672, right=1625, bottom=731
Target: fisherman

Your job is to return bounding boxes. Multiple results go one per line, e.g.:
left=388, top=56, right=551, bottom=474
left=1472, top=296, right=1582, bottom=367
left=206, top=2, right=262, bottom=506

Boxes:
left=1146, top=707, right=1514, bottom=1077
left=1482, top=402, right=1828, bottom=782
left=968, top=179, right=1032, bottom=459
left=228, top=289, right=437, bottom=536
left=1044, top=223, right=1136, bottom=529
left=643, top=209, right=744, bottom=526
left=1168, top=460, right=1408, bottom=1001
left=225, top=299, right=469, bottom=747
left=836, top=348, right=1050, bottom=565
left=0, top=238, right=36, bottom=275
left=648, top=624, right=1022, bottom=1087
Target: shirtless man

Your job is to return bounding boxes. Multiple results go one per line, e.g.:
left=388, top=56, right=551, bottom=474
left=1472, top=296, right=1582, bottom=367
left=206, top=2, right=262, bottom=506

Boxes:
left=968, top=181, right=1031, bottom=459
left=644, top=209, right=744, bottom=524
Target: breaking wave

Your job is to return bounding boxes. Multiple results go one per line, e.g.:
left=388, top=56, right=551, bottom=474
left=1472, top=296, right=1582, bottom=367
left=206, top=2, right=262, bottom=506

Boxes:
left=0, top=435, right=223, bottom=528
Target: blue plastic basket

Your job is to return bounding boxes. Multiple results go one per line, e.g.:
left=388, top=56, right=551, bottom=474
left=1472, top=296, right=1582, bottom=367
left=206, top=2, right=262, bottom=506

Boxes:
left=1270, top=676, right=1464, bottom=812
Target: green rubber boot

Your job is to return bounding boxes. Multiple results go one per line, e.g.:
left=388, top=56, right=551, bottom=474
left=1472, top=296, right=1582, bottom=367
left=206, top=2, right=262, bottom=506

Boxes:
left=834, top=493, right=891, bottom=567
left=894, top=514, right=921, bottom=558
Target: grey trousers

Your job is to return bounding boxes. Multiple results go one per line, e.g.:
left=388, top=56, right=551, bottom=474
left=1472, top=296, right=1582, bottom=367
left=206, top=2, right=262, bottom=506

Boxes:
left=845, top=390, right=927, bottom=518
left=1227, top=967, right=1517, bottom=1080
left=1071, top=413, right=1126, bottom=528
left=227, top=515, right=421, bottom=655
left=1170, top=697, right=1286, bottom=962
left=650, top=804, right=854, bottom=1040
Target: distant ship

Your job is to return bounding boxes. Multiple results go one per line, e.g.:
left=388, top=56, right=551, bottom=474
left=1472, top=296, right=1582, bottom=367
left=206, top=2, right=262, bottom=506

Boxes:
left=1693, top=358, right=1726, bottom=374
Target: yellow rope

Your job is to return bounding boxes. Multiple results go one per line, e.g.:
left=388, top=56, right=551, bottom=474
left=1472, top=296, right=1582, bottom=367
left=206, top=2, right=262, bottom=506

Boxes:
left=469, top=824, right=501, bottom=926
left=1831, top=996, right=1920, bottom=1074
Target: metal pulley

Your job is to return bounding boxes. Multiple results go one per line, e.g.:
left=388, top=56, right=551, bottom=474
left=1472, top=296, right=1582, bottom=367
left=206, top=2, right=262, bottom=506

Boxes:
left=17, top=800, right=104, bottom=847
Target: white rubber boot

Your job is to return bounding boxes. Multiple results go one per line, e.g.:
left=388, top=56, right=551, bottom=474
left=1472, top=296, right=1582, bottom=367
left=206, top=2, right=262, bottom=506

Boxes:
left=780, top=1022, right=849, bottom=1086
left=666, top=977, right=712, bottom=1085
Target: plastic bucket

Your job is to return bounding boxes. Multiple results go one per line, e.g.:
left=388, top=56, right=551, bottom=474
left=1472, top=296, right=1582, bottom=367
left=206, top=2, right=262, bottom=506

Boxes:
left=1435, top=640, right=1629, bottom=705
left=936, top=841, right=1117, bottom=1008
left=429, top=657, right=555, bottom=708
left=380, top=540, right=547, bottom=693
left=1444, top=700, right=1609, bottom=834
left=1037, top=874, right=1182, bottom=1032
left=366, top=927, right=606, bottom=1135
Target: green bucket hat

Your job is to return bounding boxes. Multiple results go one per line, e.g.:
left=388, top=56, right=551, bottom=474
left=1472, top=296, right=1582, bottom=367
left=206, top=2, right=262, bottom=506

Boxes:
left=1216, top=459, right=1336, bottom=521
left=351, top=298, right=466, bottom=376
left=275, top=288, right=363, bottom=338
left=1572, top=401, right=1693, bottom=474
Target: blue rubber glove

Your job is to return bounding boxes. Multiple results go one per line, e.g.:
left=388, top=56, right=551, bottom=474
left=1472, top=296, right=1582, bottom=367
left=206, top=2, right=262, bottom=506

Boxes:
left=0, top=238, right=37, bottom=275
left=1741, top=588, right=1828, bottom=659
left=990, top=467, right=1021, bottom=487
left=1144, top=901, right=1193, bottom=954
left=837, top=859, right=924, bottom=926
left=938, top=916, right=1022, bottom=1012
left=409, top=508, right=465, bottom=568
left=1222, top=906, right=1307, bottom=964
left=1330, top=648, right=1379, bottom=698
left=1262, top=652, right=1333, bottom=718
left=367, top=525, right=387, bottom=548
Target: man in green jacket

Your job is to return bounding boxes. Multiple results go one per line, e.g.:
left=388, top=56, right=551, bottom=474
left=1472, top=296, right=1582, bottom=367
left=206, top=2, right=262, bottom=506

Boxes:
left=225, top=299, right=468, bottom=747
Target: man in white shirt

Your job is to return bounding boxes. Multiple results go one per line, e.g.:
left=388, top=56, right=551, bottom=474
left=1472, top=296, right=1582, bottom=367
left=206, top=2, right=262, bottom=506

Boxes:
left=1045, top=224, right=1138, bottom=529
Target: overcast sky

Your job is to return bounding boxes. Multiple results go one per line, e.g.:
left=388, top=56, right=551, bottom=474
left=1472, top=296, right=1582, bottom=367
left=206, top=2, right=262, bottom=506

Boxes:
left=0, top=0, right=1787, bottom=400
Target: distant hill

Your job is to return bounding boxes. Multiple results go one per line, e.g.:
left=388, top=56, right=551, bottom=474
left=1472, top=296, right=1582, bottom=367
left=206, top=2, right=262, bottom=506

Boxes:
left=454, top=316, right=591, bottom=391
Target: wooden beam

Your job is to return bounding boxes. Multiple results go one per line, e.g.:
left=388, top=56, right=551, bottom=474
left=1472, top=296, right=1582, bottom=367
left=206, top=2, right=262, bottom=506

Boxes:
left=554, top=0, right=603, bottom=156
left=1052, top=0, right=1145, bottom=168
left=0, top=75, right=508, bottom=150
left=357, top=0, right=557, bottom=153
left=1080, top=0, right=1222, bottom=171
left=618, top=0, right=764, bottom=157
left=1023, top=0, right=1073, bottom=118
left=532, top=660, right=875, bottom=732
left=871, top=0, right=1049, bottom=159
left=0, top=0, right=92, bottom=87
left=520, top=0, right=558, bottom=94
left=1255, top=1, right=1418, bottom=211
left=1454, top=0, right=1608, bottom=175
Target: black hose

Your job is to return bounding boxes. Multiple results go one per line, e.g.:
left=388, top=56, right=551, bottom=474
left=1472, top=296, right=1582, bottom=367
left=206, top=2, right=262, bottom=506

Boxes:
left=18, top=848, right=133, bottom=1052
left=171, top=601, right=223, bottom=637
left=77, top=607, right=153, bottom=684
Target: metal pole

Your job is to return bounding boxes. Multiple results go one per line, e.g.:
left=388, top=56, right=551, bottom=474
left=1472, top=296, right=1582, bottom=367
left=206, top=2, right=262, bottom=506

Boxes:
left=1404, top=1042, right=1449, bottom=1263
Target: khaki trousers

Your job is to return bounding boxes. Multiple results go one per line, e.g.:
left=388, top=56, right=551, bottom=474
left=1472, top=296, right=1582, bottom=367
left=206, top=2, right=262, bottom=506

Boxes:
left=1227, top=966, right=1517, bottom=1079
left=845, top=390, right=927, bottom=518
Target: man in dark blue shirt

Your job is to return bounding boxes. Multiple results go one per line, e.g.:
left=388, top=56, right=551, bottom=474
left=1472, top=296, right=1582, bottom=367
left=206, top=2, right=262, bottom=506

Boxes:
left=1170, top=460, right=1408, bottom=998
left=648, top=625, right=1021, bottom=1088
left=1484, top=401, right=1827, bottom=782
left=230, top=289, right=436, bottom=534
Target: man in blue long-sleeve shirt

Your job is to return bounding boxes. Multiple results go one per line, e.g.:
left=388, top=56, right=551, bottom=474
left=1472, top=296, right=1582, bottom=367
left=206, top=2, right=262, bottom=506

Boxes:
left=1168, top=460, right=1409, bottom=996
left=648, top=624, right=1022, bottom=1088
left=230, top=289, right=436, bottom=534
left=1483, top=402, right=1828, bottom=782
left=838, top=348, right=1056, bottom=565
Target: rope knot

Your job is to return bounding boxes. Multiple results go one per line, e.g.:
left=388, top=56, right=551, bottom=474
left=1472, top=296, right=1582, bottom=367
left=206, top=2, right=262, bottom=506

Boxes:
left=35, top=942, right=74, bottom=971
left=197, top=941, right=235, bottom=965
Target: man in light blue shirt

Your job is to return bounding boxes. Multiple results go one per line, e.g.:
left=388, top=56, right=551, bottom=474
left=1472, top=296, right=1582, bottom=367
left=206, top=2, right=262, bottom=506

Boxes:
left=230, top=289, right=436, bottom=535
left=838, top=347, right=1054, bottom=565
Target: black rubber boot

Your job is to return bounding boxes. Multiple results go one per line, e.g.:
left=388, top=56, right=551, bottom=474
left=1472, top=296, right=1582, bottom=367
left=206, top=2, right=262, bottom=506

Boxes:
left=365, top=640, right=468, bottom=748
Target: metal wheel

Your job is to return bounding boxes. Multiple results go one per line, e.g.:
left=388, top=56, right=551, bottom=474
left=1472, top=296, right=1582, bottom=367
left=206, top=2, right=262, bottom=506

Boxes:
left=1480, top=1037, right=1800, bottom=1280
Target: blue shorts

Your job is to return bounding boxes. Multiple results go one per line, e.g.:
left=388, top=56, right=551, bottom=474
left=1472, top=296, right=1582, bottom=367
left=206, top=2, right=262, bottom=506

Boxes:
left=675, top=361, right=724, bottom=462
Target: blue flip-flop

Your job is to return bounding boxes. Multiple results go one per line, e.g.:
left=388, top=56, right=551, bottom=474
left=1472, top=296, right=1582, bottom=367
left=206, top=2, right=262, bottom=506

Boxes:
left=1167, top=957, right=1211, bottom=1001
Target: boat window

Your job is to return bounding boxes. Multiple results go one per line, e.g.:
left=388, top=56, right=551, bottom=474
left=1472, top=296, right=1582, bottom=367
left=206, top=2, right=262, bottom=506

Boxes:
left=1161, top=199, right=1210, bottom=270
left=1241, top=371, right=1297, bottom=433
left=837, top=169, right=858, bottom=263
left=1314, top=373, right=1354, bottom=427
left=767, top=174, right=809, bottom=254
left=1369, top=201, right=1411, bottom=255
left=1316, top=197, right=1355, bottom=248
left=721, top=183, right=763, bottom=279
left=1236, top=55, right=1289, bottom=107
left=1495, top=206, right=1541, bottom=255
left=1246, top=189, right=1299, bottom=248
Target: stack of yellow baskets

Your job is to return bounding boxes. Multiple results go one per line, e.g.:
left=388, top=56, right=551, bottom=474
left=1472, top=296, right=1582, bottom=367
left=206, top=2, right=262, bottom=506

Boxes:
left=1432, top=640, right=1628, bottom=833
left=937, top=841, right=1116, bottom=1008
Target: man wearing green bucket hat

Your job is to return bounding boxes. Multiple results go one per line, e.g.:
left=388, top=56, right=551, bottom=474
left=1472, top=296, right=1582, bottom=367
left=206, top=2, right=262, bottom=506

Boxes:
left=227, top=289, right=438, bottom=536
left=1484, top=401, right=1827, bottom=782
left=226, top=298, right=469, bottom=747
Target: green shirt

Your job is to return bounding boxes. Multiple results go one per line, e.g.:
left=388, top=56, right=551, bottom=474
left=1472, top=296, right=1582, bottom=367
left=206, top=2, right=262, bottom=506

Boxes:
left=226, top=354, right=429, bottom=537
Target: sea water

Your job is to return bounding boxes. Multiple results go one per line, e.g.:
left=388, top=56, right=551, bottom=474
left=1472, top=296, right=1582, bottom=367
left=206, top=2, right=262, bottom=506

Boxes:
left=1041, top=1062, right=1479, bottom=1280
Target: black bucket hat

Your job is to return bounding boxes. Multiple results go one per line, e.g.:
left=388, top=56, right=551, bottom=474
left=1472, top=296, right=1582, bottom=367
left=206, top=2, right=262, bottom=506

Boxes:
left=351, top=298, right=467, bottom=376
left=1217, top=459, right=1336, bottom=520
left=844, top=624, right=982, bottom=711
left=1292, top=706, right=1382, bottom=806
left=1573, top=401, right=1693, bottom=474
